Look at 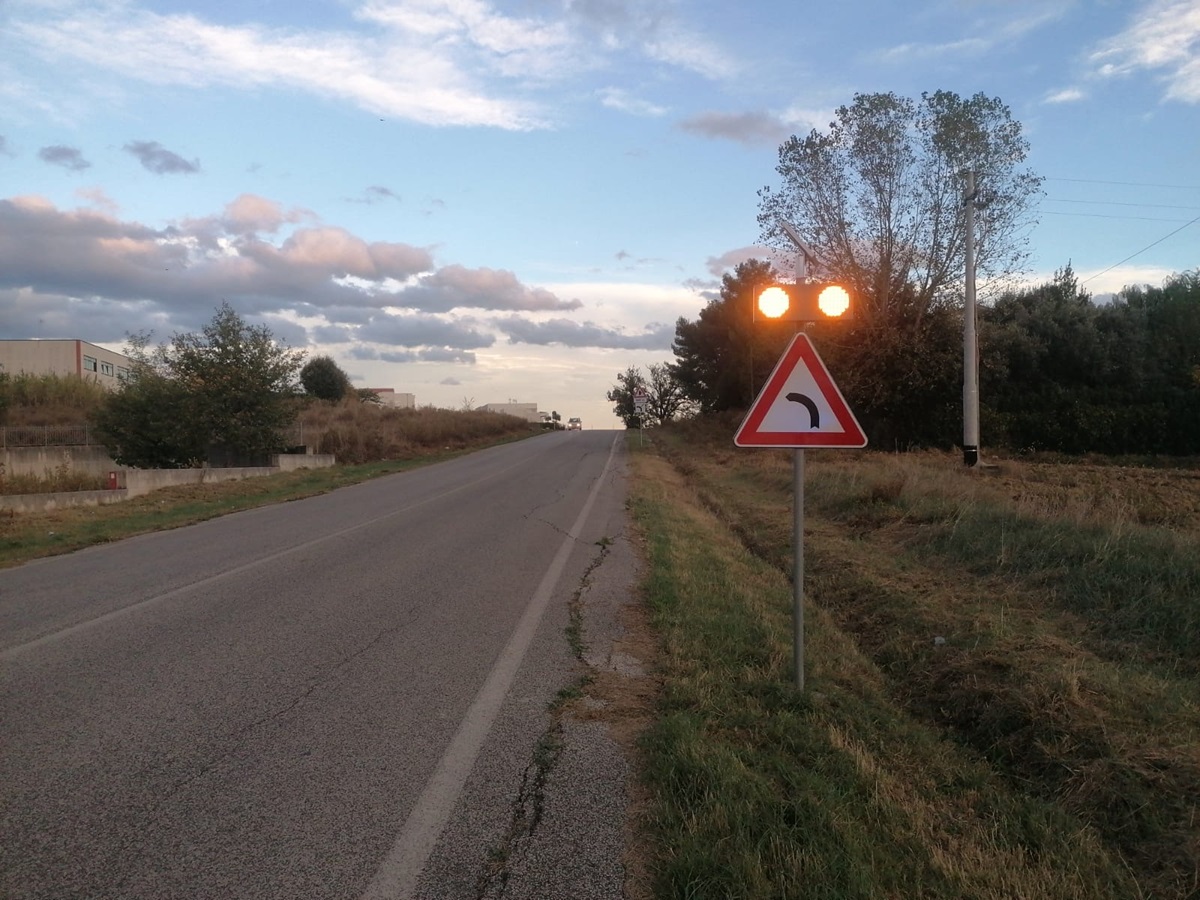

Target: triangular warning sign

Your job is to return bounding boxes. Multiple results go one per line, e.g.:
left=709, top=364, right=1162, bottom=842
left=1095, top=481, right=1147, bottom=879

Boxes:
left=734, top=333, right=867, bottom=448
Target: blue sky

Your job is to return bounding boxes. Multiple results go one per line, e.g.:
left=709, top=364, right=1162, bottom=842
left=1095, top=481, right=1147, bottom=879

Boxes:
left=2, top=0, right=1197, bottom=428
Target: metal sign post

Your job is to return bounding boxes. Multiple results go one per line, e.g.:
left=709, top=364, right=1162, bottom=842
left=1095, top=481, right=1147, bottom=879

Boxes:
left=633, top=388, right=649, bottom=446
left=734, top=334, right=866, bottom=691
left=793, top=449, right=805, bottom=690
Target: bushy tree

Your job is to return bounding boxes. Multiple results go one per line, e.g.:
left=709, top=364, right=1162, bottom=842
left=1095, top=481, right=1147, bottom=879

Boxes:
left=671, top=259, right=792, bottom=413
left=300, top=355, right=353, bottom=401
left=607, top=367, right=646, bottom=428
left=980, top=268, right=1200, bottom=454
left=95, top=303, right=305, bottom=467
left=607, top=363, right=691, bottom=427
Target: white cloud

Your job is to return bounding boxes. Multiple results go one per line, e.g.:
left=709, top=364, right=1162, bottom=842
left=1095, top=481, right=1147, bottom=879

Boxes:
left=643, top=30, right=737, bottom=80
left=12, top=4, right=548, bottom=129
left=1043, top=87, right=1085, bottom=104
left=875, top=37, right=989, bottom=64
left=1090, top=0, right=1200, bottom=102
left=779, top=105, right=835, bottom=133
left=598, top=87, right=666, bottom=117
left=9, top=0, right=739, bottom=129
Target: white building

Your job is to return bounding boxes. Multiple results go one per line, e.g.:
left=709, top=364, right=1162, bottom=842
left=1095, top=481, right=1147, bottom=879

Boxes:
left=0, top=340, right=133, bottom=390
left=479, top=402, right=542, bottom=423
left=367, top=388, right=416, bottom=409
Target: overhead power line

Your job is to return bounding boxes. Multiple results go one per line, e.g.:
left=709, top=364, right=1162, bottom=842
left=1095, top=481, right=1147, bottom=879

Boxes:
left=1044, top=198, right=1200, bottom=211
left=1080, top=214, right=1200, bottom=286
left=1046, top=176, right=1200, bottom=191
left=1041, top=211, right=1195, bottom=223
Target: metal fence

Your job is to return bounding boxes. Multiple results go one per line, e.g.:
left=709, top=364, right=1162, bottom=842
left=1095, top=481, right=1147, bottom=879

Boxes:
left=1, top=423, right=310, bottom=450
left=0, top=425, right=101, bottom=448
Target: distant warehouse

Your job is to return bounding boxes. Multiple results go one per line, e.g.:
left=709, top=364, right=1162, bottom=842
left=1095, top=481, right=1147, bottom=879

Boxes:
left=366, top=388, right=416, bottom=409
left=478, top=402, right=542, bottom=423
left=0, top=339, right=133, bottom=390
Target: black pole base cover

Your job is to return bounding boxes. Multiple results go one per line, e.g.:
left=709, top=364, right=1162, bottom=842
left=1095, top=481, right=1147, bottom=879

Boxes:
left=963, top=446, right=979, bottom=467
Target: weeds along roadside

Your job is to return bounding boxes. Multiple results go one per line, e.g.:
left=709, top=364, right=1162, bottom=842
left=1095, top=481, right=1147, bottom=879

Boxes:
left=628, top=418, right=1200, bottom=899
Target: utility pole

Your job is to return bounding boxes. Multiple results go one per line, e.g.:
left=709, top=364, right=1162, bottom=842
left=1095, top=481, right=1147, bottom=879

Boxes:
left=963, top=170, right=980, bottom=467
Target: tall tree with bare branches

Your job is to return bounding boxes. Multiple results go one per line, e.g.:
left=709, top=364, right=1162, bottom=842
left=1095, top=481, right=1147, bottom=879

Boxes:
left=757, top=90, right=1043, bottom=330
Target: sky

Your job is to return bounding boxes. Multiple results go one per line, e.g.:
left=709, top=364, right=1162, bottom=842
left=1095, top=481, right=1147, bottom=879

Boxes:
left=2, top=0, right=1198, bottom=429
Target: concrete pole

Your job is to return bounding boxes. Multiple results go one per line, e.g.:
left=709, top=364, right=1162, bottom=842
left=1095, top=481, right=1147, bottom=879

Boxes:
left=963, top=170, right=980, bottom=467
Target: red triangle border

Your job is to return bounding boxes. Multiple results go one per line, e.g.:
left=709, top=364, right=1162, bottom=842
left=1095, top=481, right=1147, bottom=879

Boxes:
left=734, top=333, right=867, bottom=449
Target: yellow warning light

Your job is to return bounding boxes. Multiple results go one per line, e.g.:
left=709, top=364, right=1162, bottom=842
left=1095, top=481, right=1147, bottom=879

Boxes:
left=757, top=286, right=791, bottom=319
left=753, top=281, right=854, bottom=322
left=817, top=284, right=850, bottom=318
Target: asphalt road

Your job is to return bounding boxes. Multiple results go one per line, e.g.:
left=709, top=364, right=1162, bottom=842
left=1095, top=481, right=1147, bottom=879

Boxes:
left=1, top=430, right=636, bottom=899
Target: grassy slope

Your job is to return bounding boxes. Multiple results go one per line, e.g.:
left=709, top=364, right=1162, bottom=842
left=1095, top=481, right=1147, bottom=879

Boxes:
left=629, top=417, right=1200, bottom=899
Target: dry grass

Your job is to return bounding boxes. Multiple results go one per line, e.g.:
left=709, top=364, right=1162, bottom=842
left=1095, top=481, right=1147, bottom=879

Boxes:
left=632, top=418, right=1200, bottom=898
left=0, top=373, right=110, bottom=426
left=297, top=400, right=537, bottom=464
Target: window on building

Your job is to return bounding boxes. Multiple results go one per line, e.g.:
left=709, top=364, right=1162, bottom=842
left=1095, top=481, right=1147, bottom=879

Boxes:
left=116, top=367, right=130, bottom=380
left=83, top=356, right=98, bottom=372
left=100, top=361, right=114, bottom=376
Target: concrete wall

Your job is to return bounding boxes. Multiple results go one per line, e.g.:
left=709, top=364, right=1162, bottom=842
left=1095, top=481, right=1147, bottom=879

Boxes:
left=0, top=452, right=337, bottom=512
left=0, top=489, right=130, bottom=514
left=2, top=445, right=119, bottom=478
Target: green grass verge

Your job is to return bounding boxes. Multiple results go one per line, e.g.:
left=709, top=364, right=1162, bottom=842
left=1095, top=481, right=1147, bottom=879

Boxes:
left=627, top=439, right=1149, bottom=899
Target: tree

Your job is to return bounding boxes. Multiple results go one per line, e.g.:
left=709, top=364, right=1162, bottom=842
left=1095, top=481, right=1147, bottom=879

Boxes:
left=607, top=366, right=647, bottom=428
left=95, top=304, right=305, bottom=467
left=168, top=303, right=305, bottom=462
left=671, top=259, right=792, bottom=413
left=646, top=362, right=694, bottom=424
left=607, top=363, right=691, bottom=427
left=978, top=267, right=1200, bottom=455
left=300, top=355, right=353, bottom=401
left=757, top=90, right=1043, bottom=329
left=93, top=333, right=209, bottom=467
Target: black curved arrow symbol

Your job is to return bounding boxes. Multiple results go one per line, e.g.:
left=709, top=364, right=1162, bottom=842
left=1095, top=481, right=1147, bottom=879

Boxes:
left=785, top=392, right=820, bottom=428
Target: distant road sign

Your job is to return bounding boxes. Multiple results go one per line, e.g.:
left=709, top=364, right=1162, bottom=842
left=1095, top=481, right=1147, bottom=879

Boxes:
left=734, top=333, right=866, bottom=449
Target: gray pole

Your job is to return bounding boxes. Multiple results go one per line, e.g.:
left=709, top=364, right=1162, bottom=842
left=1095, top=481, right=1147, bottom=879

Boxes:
left=963, top=170, right=980, bottom=467
left=793, top=448, right=805, bottom=691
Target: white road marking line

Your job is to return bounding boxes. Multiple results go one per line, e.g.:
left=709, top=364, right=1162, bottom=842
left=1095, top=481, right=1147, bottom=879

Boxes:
left=360, top=435, right=619, bottom=900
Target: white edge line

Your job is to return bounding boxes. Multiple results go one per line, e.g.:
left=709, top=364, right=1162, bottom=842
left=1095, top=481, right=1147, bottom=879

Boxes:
left=359, top=434, right=620, bottom=900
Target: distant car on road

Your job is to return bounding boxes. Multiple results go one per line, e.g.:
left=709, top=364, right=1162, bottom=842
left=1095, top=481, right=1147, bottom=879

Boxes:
left=567, top=417, right=582, bottom=431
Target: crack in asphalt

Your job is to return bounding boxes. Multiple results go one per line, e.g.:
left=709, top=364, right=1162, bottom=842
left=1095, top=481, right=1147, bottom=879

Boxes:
left=474, top=536, right=615, bottom=899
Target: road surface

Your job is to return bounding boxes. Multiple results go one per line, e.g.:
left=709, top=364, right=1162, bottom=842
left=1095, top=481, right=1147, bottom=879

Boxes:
left=1, top=430, right=639, bottom=899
